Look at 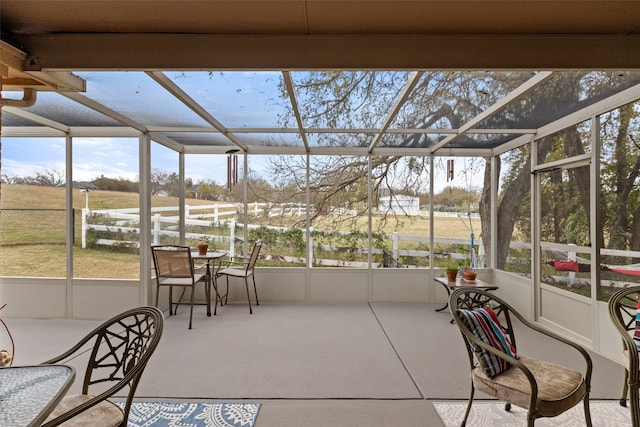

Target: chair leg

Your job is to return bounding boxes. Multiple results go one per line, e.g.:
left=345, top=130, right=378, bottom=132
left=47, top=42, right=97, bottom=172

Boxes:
left=211, top=278, right=218, bottom=316
left=621, top=369, right=629, bottom=407
left=245, top=277, right=253, bottom=314
left=205, top=278, right=211, bottom=317
left=583, top=394, right=592, bottom=427
left=461, top=383, right=475, bottom=426
left=252, top=274, right=259, bottom=306
left=225, top=277, right=230, bottom=305
left=188, top=286, right=195, bottom=329
left=169, top=286, right=174, bottom=315
left=630, top=383, right=640, bottom=427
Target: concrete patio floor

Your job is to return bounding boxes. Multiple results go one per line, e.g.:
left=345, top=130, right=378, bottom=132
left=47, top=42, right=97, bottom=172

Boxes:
left=6, top=302, right=624, bottom=426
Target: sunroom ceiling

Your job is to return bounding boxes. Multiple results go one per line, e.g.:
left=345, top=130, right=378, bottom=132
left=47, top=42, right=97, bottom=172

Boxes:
left=2, top=1, right=640, bottom=156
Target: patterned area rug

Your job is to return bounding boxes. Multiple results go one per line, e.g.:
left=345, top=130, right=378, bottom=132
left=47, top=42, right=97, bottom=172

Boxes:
left=434, top=400, right=630, bottom=426
left=116, top=401, right=261, bottom=427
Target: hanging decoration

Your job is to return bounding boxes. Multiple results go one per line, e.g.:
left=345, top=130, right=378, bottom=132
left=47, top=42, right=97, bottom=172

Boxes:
left=227, top=153, right=238, bottom=191
left=447, top=159, right=454, bottom=182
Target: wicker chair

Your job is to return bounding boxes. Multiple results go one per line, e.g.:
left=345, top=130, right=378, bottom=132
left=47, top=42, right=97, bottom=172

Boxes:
left=608, top=285, right=640, bottom=426
left=41, top=306, right=164, bottom=427
left=216, top=240, right=262, bottom=314
left=152, top=245, right=212, bottom=329
left=449, top=288, right=592, bottom=427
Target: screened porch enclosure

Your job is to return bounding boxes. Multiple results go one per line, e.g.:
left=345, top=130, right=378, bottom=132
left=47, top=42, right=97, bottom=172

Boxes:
left=2, top=66, right=640, bottom=365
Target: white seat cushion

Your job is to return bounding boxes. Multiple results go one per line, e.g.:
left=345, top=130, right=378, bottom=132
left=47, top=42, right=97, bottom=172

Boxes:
left=218, top=267, right=251, bottom=278
left=44, top=393, right=124, bottom=427
left=158, top=272, right=206, bottom=285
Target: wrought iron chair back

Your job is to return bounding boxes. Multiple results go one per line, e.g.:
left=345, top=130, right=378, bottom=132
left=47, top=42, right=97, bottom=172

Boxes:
left=41, top=306, right=163, bottom=427
left=608, top=285, right=640, bottom=426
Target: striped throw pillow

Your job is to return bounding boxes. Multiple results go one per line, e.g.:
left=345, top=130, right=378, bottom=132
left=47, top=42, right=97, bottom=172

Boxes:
left=634, top=300, right=640, bottom=350
left=457, top=307, right=518, bottom=378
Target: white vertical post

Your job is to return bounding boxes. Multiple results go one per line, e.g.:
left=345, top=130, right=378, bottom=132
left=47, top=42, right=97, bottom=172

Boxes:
left=392, top=232, right=399, bottom=267
left=308, top=227, right=314, bottom=266
left=139, top=134, right=153, bottom=305
left=429, top=155, right=435, bottom=269
left=591, top=113, right=602, bottom=351
left=81, top=208, right=89, bottom=249
left=243, top=152, right=249, bottom=256
left=568, top=243, right=577, bottom=287
left=214, top=205, right=219, bottom=222
left=65, top=135, right=73, bottom=317
left=153, top=214, right=161, bottom=245
left=179, top=153, right=185, bottom=245
left=230, top=219, right=236, bottom=258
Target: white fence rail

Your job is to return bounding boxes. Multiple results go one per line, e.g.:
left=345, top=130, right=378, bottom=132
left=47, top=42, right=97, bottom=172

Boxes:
left=82, top=203, right=485, bottom=266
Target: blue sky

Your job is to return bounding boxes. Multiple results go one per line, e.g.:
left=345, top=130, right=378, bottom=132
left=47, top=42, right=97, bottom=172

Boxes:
left=1, top=137, right=234, bottom=184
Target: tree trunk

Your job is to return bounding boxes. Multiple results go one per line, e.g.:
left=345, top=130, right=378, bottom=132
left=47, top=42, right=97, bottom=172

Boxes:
left=480, top=153, right=531, bottom=270
left=632, top=208, right=640, bottom=263
left=608, top=104, right=638, bottom=250
left=563, top=127, right=592, bottom=242
left=549, top=170, right=565, bottom=242
left=479, top=157, right=494, bottom=267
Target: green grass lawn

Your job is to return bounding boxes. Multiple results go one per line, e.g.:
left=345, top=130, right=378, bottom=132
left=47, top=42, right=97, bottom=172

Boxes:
left=1, top=184, right=482, bottom=277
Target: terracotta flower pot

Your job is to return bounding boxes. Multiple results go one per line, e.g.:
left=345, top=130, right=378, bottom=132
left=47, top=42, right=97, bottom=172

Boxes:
left=463, top=271, right=477, bottom=281
left=197, top=244, right=208, bottom=255
left=445, top=269, right=458, bottom=281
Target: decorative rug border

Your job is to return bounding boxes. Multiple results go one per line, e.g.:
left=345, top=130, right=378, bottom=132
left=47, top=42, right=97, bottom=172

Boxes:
left=117, top=400, right=261, bottom=427
left=433, top=400, right=630, bottom=427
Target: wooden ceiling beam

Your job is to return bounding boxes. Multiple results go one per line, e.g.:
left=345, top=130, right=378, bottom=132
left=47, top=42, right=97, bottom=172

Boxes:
left=13, top=34, right=640, bottom=71
left=1, top=78, right=45, bottom=87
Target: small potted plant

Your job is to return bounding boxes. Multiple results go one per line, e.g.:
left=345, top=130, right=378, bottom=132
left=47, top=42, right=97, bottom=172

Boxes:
left=443, top=259, right=463, bottom=282
left=196, top=236, right=210, bottom=255
left=463, top=266, right=477, bottom=281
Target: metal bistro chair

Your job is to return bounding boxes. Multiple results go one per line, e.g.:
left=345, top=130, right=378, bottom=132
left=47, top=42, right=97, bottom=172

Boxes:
left=151, top=245, right=212, bottom=329
left=608, top=285, right=640, bottom=426
left=41, top=306, right=163, bottom=427
left=450, top=288, right=592, bottom=427
left=216, top=240, right=262, bottom=314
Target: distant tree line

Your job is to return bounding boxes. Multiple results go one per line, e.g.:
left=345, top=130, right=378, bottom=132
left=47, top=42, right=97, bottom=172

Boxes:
left=2, top=167, right=475, bottom=211
left=2, top=169, right=64, bottom=187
